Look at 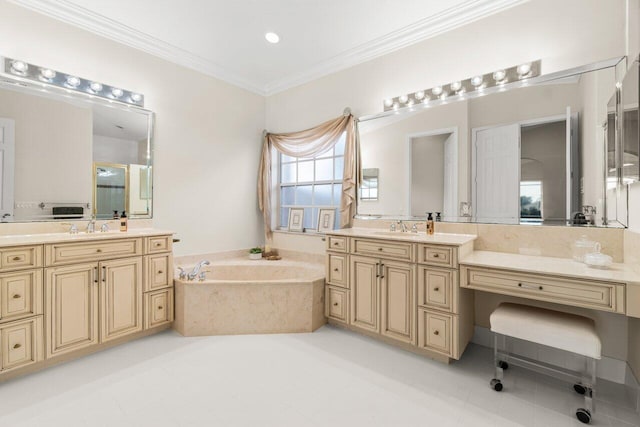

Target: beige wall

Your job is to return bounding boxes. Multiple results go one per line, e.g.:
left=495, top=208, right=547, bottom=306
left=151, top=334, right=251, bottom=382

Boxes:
left=0, top=87, right=93, bottom=220
left=0, top=2, right=266, bottom=255
left=411, top=134, right=447, bottom=216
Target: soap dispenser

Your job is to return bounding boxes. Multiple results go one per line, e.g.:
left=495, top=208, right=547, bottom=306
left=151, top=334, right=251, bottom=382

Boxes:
left=435, top=212, right=442, bottom=222
left=120, top=211, right=128, bottom=232
left=426, top=212, right=434, bottom=235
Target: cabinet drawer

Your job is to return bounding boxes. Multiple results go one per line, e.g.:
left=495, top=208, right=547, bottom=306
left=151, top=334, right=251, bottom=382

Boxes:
left=0, top=269, right=43, bottom=323
left=145, top=253, right=173, bottom=292
left=461, top=266, right=625, bottom=313
left=353, top=238, right=414, bottom=262
left=145, top=236, right=173, bottom=254
left=45, top=238, right=143, bottom=266
left=418, top=309, right=455, bottom=357
left=327, top=254, right=348, bottom=288
left=418, top=244, right=456, bottom=268
left=418, top=267, right=455, bottom=312
left=144, top=288, right=174, bottom=329
left=0, top=246, right=42, bottom=272
left=0, top=316, right=43, bottom=372
left=327, top=236, right=348, bottom=253
left=326, top=286, right=349, bottom=323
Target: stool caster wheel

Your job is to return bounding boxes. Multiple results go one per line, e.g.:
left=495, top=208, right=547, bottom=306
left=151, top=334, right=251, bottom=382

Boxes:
left=498, top=361, right=509, bottom=370
left=490, top=379, right=503, bottom=392
left=574, top=384, right=586, bottom=395
left=576, top=408, right=591, bottom=424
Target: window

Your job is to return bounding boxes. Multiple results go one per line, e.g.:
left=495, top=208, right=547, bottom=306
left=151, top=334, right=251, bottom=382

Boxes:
left=360, top=168, right=379, bottom=201
left=520, top=181, right=542, bottom=220
left=279, top=134, right=345, bottom=231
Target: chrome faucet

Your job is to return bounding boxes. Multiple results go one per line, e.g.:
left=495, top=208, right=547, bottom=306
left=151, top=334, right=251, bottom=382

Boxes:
left=86, top=216, right=96, bottom=233
left=390, top=222, right=396, bottom=232
left=397, top=220, right=408, bottom=232
left=188, top=260, right=211, bottom=281
left=69, top=224, right=78, bottom=234
left=177, top=267, right=187, bottom=280
left=100, top=223, right=109, bottom=232
left=411, top=223, right=418, bottom=233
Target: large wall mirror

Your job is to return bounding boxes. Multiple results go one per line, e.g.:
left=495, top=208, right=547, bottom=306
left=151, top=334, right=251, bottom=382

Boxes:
left=357, top=57, right=629, bottom=227
left=0, top=69, right=153, bottom=222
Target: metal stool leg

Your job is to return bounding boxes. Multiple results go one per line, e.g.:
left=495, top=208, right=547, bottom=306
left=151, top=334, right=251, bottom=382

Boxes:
left=575, top=357, right=596, bottom=424
left=490, top=334, right=505, bottom=391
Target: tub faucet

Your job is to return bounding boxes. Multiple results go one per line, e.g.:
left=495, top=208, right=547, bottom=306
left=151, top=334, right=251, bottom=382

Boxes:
left=177, top=267, right=187, bottom=280
left=188, top=260, right=211, bottom=281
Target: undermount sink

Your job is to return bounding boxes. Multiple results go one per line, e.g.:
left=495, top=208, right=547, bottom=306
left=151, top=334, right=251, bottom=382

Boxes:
left=371, top=231, right=423, bottom=237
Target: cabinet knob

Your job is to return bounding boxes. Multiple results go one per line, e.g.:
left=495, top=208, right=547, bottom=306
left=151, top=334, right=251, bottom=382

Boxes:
left=333, top=268, right=339, bottom=272
left=433, top=287, right=439, bottom=292
left=158, top=270, right=163, bottom=274
left=433, top=330, right=439, bottom=336
left=432, top=254, right=439, bottom=258
left=155, top=242, right=162, bottom=247
left=12, top=294, right=20, bottom=299
left=96, top=249, right=102, bottom=253
left=13, top=343, right=21, bottom=349
left=378, top=247, right=383, bottom=251
left=333, top=302, right=338, bottom=306
left=11, top=256, right=21, bottom=261
left=157, top=306, right=164, bottom=310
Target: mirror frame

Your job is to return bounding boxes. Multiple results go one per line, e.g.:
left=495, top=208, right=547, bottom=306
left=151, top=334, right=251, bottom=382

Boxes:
left=355, top=56, right=628, bottom=227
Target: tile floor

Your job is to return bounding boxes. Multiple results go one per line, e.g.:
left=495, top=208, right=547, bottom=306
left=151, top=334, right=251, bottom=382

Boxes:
left=0, top=325, right=638, bottom=427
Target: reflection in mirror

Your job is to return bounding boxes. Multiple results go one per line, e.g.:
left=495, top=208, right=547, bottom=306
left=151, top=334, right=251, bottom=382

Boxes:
left=357, top=59, right=622, bottom=227
left=94, top=163, right=127, bottom=219
left=621, top=58, right=639, bottom=183
left=0, top=76, right=153, bottom=222
left=360, top=168, right=379, bottom=201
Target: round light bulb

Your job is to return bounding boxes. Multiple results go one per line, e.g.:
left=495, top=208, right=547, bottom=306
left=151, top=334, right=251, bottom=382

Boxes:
left=398, top=94, right=409, bottom=104
left=40, top=68, right=56, bottom=79
left=66, top=76, right=81, bottom=87
left=431, top=86, right=443, bottom=96
left=111, top=88, right=124, bottom=98
left=383, top=98, right=393, bottom=107
left=407, top=99, right=414, bottom=107
left=440, top=92, right=447, bottom=101
left=450, top=81, right=462, bottom=92
left=422, top=96, right=430, bottom=104
left=493, top=70, right=506, bottom=82
left=392, top=102, right=399, bottom=111
left=471, top=75, right=483, bottom=87
left=265, top=32, right=280, bottom=44
left=414, top=91, right=425, bottom=100
left=89, top=82, right=103, bottom=93
left=517, top=63, right=532, bottom=77
left=130, top=93, right=142, bottom=102
left=10, top=60, right=28, bottom=74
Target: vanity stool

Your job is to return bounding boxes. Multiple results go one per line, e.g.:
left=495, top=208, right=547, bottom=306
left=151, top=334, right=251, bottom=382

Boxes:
left=489, top=303, right=601, bottom=424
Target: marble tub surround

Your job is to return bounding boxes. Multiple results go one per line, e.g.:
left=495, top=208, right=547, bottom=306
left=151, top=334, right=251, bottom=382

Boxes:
left=173, top=255, right=325, bottom=337
left=352, top=219, right=624, bottom=261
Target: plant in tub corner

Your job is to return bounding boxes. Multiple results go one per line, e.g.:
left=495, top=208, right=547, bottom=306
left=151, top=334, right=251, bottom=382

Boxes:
left=249, top=247, right=263, bottom=260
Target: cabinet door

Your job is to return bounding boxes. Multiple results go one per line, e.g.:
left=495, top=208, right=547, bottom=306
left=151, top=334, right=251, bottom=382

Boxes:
left=418, top=267, right=454, bottom=312
left=1, top=316, right=43, bottom=371
left=144, top=288, right=174, bottom=329
left=0, top=269, right=43, bottom=322
left=381, top=260, right=416, bottom=344
left=100, top=257, right=143, bottom=342
left=145, top=253, right=173, bottom=292
left=45, top=264, right=99, bottom=358
left=325, top=286, right=349, bottom=323
left=350, top=255, right=379, bottom=333
left=327, top=254, right=348, bottom=288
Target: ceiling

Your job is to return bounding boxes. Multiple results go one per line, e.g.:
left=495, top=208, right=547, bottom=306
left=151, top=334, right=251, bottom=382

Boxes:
left=11, top=0, right=527, bottom=96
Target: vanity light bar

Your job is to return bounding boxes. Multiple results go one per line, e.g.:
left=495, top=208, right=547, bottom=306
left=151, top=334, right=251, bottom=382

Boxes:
left=383, top=60, right=541, bottom=112
left=1, top=56, right=145, bottom=107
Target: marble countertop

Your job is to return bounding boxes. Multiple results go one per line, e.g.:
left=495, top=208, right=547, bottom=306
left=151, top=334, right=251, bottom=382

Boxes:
left=0, top=228, right=174, bottom=247
left=326, top=228, right=476, bottom=246
left=460, top=250, right=640, bottom=284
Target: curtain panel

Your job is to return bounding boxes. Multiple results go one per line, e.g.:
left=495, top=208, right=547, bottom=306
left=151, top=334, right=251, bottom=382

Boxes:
left=258, top=113, right=357, bottom=238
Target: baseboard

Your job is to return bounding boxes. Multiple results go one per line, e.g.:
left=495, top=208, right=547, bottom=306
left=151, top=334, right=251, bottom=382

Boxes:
left=472, top=326, right=630, bottom=384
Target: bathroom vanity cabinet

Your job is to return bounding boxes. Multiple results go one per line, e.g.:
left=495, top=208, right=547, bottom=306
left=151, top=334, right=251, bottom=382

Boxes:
left=325, top=229, right=475, bottom=362
left=0, top=230, right=174, bottom=381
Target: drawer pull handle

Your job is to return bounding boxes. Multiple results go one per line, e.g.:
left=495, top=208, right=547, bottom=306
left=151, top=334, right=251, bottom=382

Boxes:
left=378, top=247, right=383, bottom=251
left=12, top=294, right=20, bottom=299
left=333, top=242, right=339, bottom=246
left=11, top=256, right=22, bottom=261
left=333, top=302, right=338, bottom=306
left=433, top=287, right=439, bottom=292
left=155, top=242, right=162, bottom=247
left=158, top=306, right=164, bottom=310
left=432, top=254, right=440, bottom=258
left=13, top=343, right=21, bottom=349
left=518, top=283, right=543, bottom=291
left=96, top=249, right=102, bottom=253
left=158, top=270, right=163, bottom=274
left=333, top=268, right=339, bottom=272
left=433, top=330, right=439, bottom=336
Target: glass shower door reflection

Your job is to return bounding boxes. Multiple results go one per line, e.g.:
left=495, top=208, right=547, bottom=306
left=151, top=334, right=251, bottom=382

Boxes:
left=94, top=163, right=128, bottom=219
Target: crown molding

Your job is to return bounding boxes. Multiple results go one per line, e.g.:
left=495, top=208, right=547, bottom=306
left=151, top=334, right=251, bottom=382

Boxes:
left=10, top=0, right=528, bottom=97
left=263, top=0, right=529, bottom=95
left=9, top=0, right=267, bottom=95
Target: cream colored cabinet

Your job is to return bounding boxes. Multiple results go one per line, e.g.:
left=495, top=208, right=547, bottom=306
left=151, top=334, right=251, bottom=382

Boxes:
left=1, top=316, right=43, bottom=372
left=142, top=237, right=174, bottom=330
left=45, top=263, right=99, bottom=358
left=100, top=257, right=143, bottom=342
left=144, top=253, right=173, bottom=292
left=350, top=255, right=379, bottom=333
left=380, top=260, right=415, bottom=344
left=0, top=269, right=43, bottom=323
left=325, top=233, right=472, bottom=362
left=144, top=288, right=174, bottom=329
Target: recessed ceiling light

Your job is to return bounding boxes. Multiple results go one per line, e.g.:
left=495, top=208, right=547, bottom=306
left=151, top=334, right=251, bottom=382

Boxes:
left=265, top=32, right=280, bottom=44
